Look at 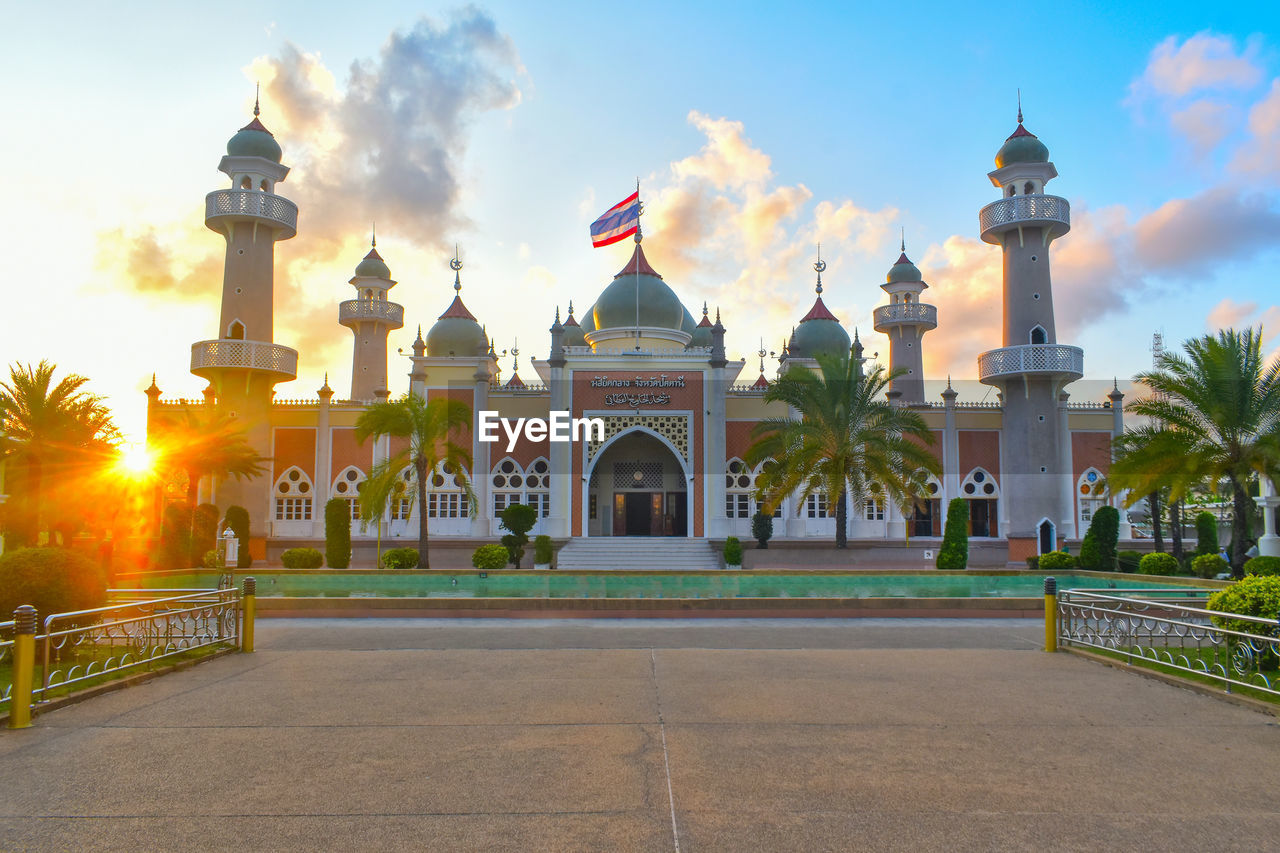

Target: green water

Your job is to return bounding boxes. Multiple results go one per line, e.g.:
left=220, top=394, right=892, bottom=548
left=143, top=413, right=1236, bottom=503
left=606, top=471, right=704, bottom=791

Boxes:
left=130, top=571, right=1195, bottom=600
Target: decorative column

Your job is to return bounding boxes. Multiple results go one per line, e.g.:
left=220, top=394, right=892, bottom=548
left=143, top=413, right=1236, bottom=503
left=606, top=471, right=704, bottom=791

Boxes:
left=707, top=311, right=729, bottom=538
left=941, top=380, right=959, bottom=527
left=471, top=366, right=492, bottom=537
left=547, top=309, right=570, bottom=538
left=1259, top=477, right=1280, bottom=557
left=1058, top=392, right=1075, bottom=539
left=1108, top=382, right=1132, bottom=539
left=313, top=376, right=333, bottom=537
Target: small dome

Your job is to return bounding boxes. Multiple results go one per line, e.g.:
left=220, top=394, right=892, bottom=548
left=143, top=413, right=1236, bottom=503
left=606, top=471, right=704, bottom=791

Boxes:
left=227, top=116, right=282, bottom=163
left=426, top=296, right=488, bottom=357
left=995, top=123, right=1049, bottom=169
left=788, top=297, right=851, bottom=360
left=355, top=247, right=391, bottom=279
left=592, top=244, right=685, bottom=331
left=562, top=304, right=587, bottom=348
left=687, top=305, right=713, bottom=349
left=887, top=252, right=922, bottom=284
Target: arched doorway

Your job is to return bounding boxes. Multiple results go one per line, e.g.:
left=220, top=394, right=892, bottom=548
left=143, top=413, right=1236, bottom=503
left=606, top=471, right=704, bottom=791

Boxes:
left=586, top=429, right=689, bottom=537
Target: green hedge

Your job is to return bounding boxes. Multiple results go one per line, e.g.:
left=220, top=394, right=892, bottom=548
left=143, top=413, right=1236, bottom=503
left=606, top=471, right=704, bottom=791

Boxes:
left=751, top=512, right=773, bottom=549
left=1116, top=550, right=1142, bottom=573
left=1138, top=552, right=1179, bottom=576
left=534, top=535, right=553, bottom=565
left=223, top=506, right=252, bottom=568
left=281, top=547, right=324, bottom=569
left=324, top=498, right=351, bottom=569
left=472, top=544, right=509, bottom=570
left=723, top=536, right=743, bottom=567
left=1191, top=553, right=1228, bottom=579
left=1194, top=511, right=1219, bottom=556
left=1038, top=550, right=1076, bottom=571
left=381, top=547, right=419, bottom=570
left=1079, top=506, right=1119, bottom=570
left=936, top=498, right=969, bottom=570
left=1245, top=556, right=1280, bottom=577
left=0, top=547, right=108, bottom=622
left=1208, top=576, right=1280, bottom=645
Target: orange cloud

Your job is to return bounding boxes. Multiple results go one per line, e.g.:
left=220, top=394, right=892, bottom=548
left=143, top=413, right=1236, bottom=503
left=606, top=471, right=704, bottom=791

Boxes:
left=1130, top=33, right=1262, bottom=100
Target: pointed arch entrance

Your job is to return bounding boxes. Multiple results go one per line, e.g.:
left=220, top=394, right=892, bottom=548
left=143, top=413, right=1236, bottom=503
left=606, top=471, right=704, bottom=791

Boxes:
left=584, top=427, right=691, bottom=537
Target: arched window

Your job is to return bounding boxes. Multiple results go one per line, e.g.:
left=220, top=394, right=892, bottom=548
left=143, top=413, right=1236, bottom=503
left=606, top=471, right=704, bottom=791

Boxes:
left=1038, top=519, right=1056, bottom=555
left=274, top=466, right=314, bottom=522
left=427, top=461, right=469, bottom=518
left=331, top=466, right=366, bottom=522
left=389, top=467, right=414, bottom=521
left=725, top=458, right=753, bottom=519
left=491, top=457, right=524, bottom=517
left=240, top=176, right=252, bottom=189
left=1030, top=325, right=1047, bottom=345
left=227, top=320, right=245, bottom=340
left=961, top=468, right=1000, bottom=537
left=1008, top=185, right=1016, bottom=197
left=1024, top=181, right=1035, bottom=195
left=259, top=179, right=269, bottom=192
left=1078, top=468, right=1107, bottom=530
left=525, top=457, right=551, bottom=519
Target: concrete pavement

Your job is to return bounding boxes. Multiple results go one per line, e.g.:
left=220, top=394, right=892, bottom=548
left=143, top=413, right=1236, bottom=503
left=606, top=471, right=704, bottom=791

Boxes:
left=2, top=618, right=1279, bottom=851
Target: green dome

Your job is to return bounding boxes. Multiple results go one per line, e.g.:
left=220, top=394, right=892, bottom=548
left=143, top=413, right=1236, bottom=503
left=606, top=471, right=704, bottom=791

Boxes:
left=789, top=296, right=850, bottom=360
left=227, top=117, right=282, bottom=163
left=426, top=295, right=487, bottom=357
left=887, top=252, right=922, bottom=284
left=562, top=306, right=587, bottom=348
left=354, top=247, right=391, bottom=279
left=592, top=245, right=685, bottom=331
left=686, top=307, right=713, bottom=349
left=995, top=124, right=1048, bottom=169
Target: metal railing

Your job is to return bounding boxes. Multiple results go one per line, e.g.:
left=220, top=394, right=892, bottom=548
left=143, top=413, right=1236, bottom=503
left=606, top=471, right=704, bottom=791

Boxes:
left=1058, top=587, right=1280, bottom=697
left=205, top=189, right=298, bottom=237
left=191, top=339, right=299, bottom=379
left=339, top=299, right=404, bottom=326
left=979, top=194, right=1070, bottom=242
left=872, top=303, right=938, bottom=330
left=0, top=619, right=14, bottom=708
left=977, top=343, right=1083, bottom=383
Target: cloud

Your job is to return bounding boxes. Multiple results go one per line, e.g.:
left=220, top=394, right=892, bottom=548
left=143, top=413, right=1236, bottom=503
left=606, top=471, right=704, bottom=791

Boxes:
left=1233, top=79, right=1280, bottom=180
left=1207, top=297, right=1258, bottom=331
left=917, top=236, right=1002, bottom=377
left=1133, top=185, right=1280, bottom=274
left=1169, top=99, right=1235, bottom=157
left=1130, top=33, right=1262, bottom=100
left=95, top=225, right=222, bottom=298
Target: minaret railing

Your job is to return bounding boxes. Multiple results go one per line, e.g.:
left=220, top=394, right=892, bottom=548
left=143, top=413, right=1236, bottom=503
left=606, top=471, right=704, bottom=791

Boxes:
left=979, top=194, right=1070, bottom=242
left=977, top=343, right=1083, bottom=383
left=205, top=190, right=298, bottom=236
left=339, top=300, right=404, bottom=326
left=872, top=303, right=938, bottom=329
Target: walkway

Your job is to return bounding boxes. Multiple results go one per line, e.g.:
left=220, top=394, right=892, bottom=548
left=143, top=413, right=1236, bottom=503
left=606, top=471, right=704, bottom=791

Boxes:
left=2, top=619, right=1279, bottom=851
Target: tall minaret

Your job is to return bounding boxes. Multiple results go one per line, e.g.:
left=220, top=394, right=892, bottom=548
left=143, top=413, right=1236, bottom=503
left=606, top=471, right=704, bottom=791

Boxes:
left=190, top=93, right=299, bottom=525
left=976, top=104, right=1082, bottom=560
left=872, top=234, right=936, bottom=403
left=339, top=234, right=404, bottom=399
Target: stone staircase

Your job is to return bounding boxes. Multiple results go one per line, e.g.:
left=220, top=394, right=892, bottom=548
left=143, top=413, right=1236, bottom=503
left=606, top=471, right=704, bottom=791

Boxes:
left=554, top=537, right=721, bottom=571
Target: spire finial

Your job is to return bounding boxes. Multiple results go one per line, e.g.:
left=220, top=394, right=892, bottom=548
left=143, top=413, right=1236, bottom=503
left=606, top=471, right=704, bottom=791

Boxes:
left=254, top=82, right=261, bottom=117
left=715, top=307, right=721, bottom=324
left=900, top=227, right=905, bottom=253
left=371, top=223, right=376, bottom=248
left=450, top=244, right=463, bottom=292
left=702, top=301, right=708, bottom=318
left=511, top=339, right=520, bottom=371
left=1017, top=88, right=1023, bottom=125
left=568, top=299, right=575, bottom=316
left=555, top=305, right=561, bottom=323
left=813, top=243, right=826, bottom=295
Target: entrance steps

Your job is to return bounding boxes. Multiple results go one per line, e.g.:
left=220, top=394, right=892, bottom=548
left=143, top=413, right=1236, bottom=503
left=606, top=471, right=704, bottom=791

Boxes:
left=555, top=537, right=721, bottom=571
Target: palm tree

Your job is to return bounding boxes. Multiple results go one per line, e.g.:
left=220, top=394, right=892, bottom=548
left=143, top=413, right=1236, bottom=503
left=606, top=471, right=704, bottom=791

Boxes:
left=0, top=361, right=119, bottom=545
left=357, top=461, right=411, bottom=567
left=1110, top=329, right=1280, bottom=577
left=747, top=352, right=940, bottom=549
left=355, top=393, right=474, bottom=569
left=153, top=405, right=268, bottom=513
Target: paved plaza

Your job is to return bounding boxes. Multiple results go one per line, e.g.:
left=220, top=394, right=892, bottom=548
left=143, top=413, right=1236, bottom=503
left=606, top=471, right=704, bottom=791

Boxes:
left=3, top=618, right=1280, bottom=851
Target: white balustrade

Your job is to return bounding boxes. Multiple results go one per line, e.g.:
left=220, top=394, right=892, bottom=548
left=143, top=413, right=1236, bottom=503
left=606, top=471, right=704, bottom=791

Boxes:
left=205, top=190, right=299, bottom=238
left=339, top=299, right=405, bottom=326
left=872, top=303, right=938, bottom=330
left=190, top=339, right=299, bottom=380
left=979, top=194, right=1070, bottom=243
left=977, top=344, right=1083, bottom=383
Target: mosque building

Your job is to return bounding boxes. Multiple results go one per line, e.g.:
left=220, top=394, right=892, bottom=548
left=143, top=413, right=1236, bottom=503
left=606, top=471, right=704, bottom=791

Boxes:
left=145, top=99, right=1127, bottom=567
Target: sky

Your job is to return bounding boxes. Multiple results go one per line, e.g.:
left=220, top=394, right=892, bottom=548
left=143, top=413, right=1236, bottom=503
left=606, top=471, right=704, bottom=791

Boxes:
left=3, top=0, right=1279, bottom=442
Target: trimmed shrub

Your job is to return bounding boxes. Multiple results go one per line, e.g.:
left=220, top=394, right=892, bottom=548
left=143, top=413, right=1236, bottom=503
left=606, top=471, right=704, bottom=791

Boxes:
left=723, top=536, right=744, bottom=567
left=159, top=503, right=192, bottom=569
left=751, top=511, right=773, bottom=549
left=191, top=503, right=221, bottom=565
left=223, top=506, right=252, bottom=568
left=324, top=497, right=351, bottom=569
left=1195, top=511, right=1219, bottom=557
left=202, top=549, right=220, bottom=569
left=1138, top=552, right=1179, bottom=576
left=1191, top=553, right=1229, bottom=579
left=380, top=547, right=419, bottom=570
left=1025, top=555, right=1040, bottom=570
left=1079, top=506, right=1119, bottom=570
left=1245, top=555, right=1280, bottom=576
left=1038, top=550, right=1075, bottom=571
left=936, top=498, right=969, bottom=570
left=534, top=535, right=553, bottom=566
left=281, top=547, right=324, bottom=569
left=0, top=547, right=108, bottom=623
left=1117, top=550, right=1142, bottom=573
left=499, top=503, right=537, bottom=568
left=1208, top=575, right=1280, bottom=646
left=472, top=544, right=509, bottom=570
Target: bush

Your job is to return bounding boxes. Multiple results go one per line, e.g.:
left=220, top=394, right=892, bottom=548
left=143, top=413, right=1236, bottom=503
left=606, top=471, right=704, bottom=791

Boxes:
left=1117, top=550, right=1142, bottom=573
left=1138, top=552, right=1179, bottom=576
left=723, top=536, right=743, bottom=567
left=1038, top=550, right=1076, bottom=571
left=472, top=544, right=509, bottom=570
left=324, top=497, right=351, bottom=569
left=1079, top=506, right=1119, bottom=570
left=159, top=503, right=192, bottom=569
left=281, top=547, right=324, bottom=569
left=936, top=498, right=969, bottom=570
left=1208, top=575, right=1280, bottom=645
left=499, top=503, right=537, bottom=568
left=202, top=549, right=220, bottom=569
left=1194, top=511, right=1219, bottom=557
left=751, top=511, right=773, bottom=549
left=534, top=535, right=553, bottom=566
left=1245, top=556, right=1280, bottom=577
left=0, top=547, right=108, bottom=623
left=1025, top=555, right=1040, bottom=570
left=1191, top=553, right=1228, bottom=579
left=223, top=506, right=252, bottom=568
left=381, top=547, right=419, bottom=570
left=191, top=503, right=220, bottom=565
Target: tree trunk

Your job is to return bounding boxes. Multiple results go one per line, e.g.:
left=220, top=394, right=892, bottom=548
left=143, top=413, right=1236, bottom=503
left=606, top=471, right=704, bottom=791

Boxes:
left=835, top=489, right=848, bottom=549
left=1148, top=492, right=1164, bottom=553
left=1231, top=479, right=1252, bottom=579
left=1169, top=499, right=1183, bottom=563
left=415, top=455, right=430, bottom=570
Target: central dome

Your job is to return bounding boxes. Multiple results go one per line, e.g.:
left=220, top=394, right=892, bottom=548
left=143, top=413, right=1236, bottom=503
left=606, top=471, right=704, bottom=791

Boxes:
left=995, top=122, right=1049, bottom=169
left=227, top=116, right=283, bottom=163
left=591, top=244, right=686, bottom=331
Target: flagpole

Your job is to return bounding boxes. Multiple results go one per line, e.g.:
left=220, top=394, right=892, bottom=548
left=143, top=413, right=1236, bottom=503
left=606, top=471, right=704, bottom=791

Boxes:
left=635, top=176, right=641, bottom=351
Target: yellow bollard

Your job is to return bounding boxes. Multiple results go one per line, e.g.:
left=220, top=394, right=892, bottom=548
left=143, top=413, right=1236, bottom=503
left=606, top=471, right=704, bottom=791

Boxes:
left=1043, top=576, right=1058, bottom=653
left=242, top=577, right=256, bottom=654
left=9, top=605, right=37, bottom=728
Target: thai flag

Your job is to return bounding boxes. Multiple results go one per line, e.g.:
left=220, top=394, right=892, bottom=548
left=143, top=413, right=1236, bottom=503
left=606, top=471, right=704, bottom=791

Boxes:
left=590, top=191, right=641, bottom=247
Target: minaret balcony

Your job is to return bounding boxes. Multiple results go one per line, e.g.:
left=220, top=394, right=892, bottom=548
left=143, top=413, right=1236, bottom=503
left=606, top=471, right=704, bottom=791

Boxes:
left=872, top=302, right=937, bottom=333
left=339, top=299, right=405, bottom=329
left=205, top=190, right=298, bottom=239
left=979, top=194, right=1070, bottom=244
left=978, top=344, right=1083, bottom=385
left=191, top=339, right=298, bottom=383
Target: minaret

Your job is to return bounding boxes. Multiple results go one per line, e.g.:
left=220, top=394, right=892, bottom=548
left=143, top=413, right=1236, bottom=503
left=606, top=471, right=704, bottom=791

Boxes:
left=340, top=232, right=404, bottom=400
left=976, top=103, right=1083, bottom=560
left=872, top=233, right=937, bottom=403
left=190, top=93, right=299, bottom=525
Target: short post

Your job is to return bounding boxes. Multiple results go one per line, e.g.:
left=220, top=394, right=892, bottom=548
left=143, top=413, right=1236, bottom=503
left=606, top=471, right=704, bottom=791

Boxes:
left=8, top=605, right=37, bottom=728
left=1044, top=576, right=1058, bottom=653
left=242, top=577, right=256, bottom=654
left=222, top=527, right=239, bottom=569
